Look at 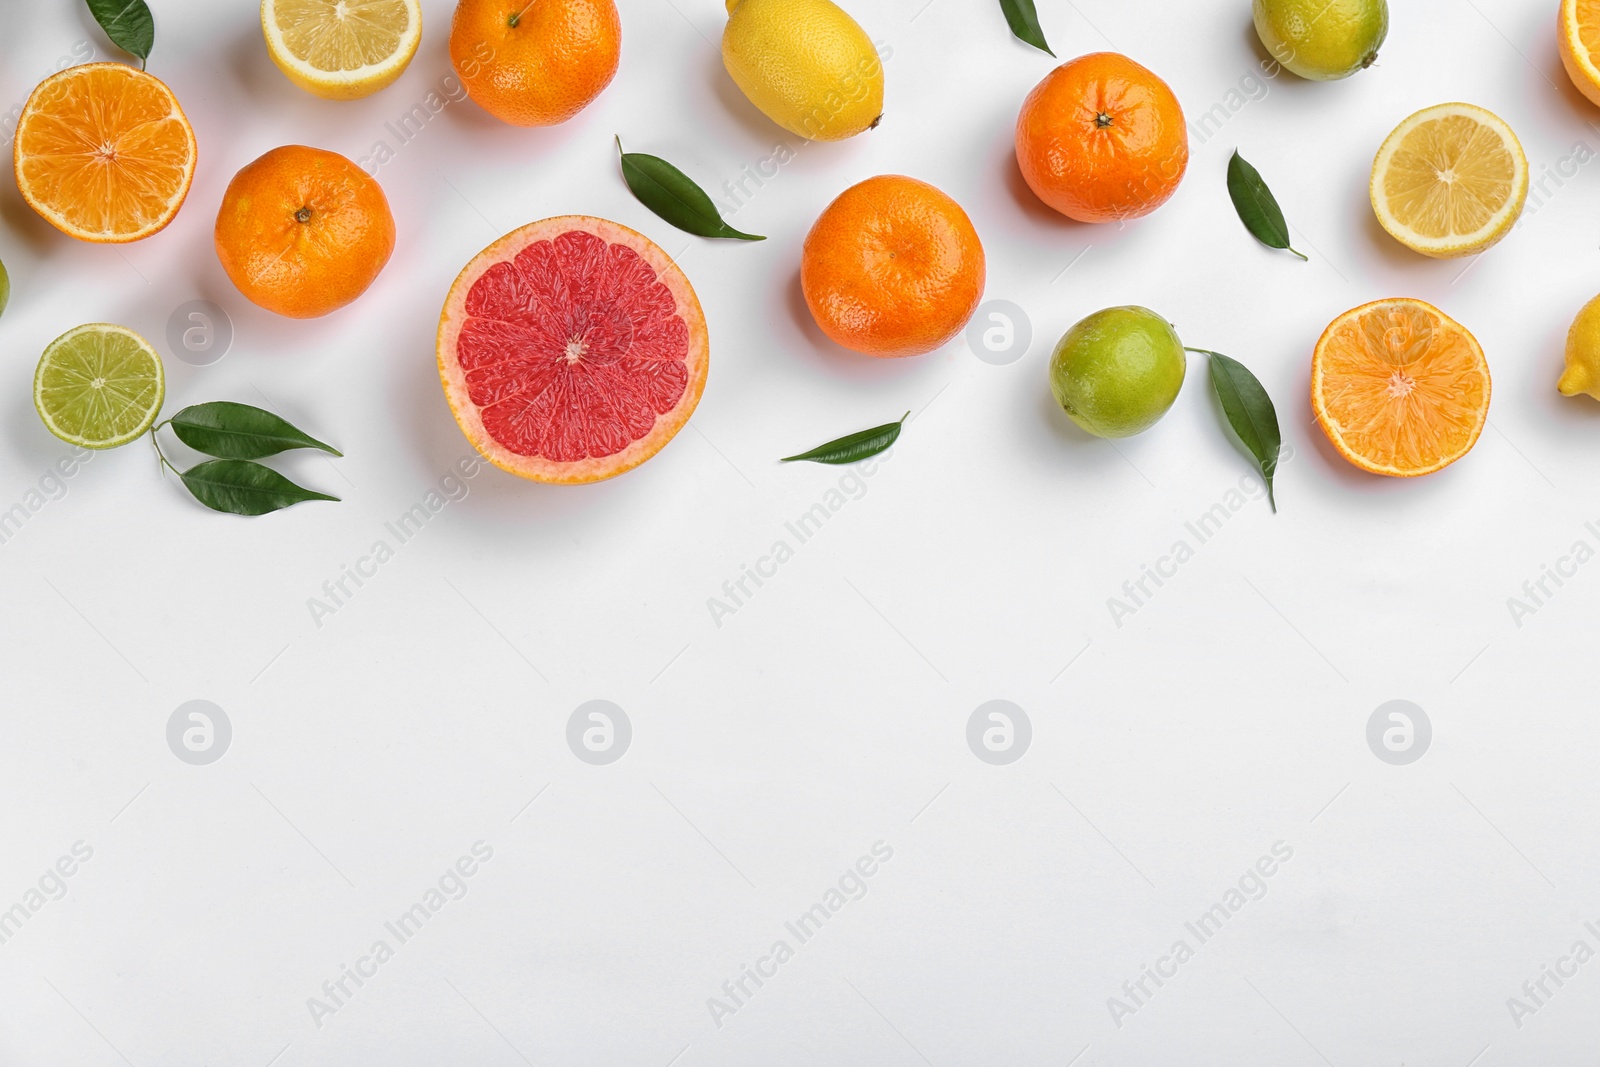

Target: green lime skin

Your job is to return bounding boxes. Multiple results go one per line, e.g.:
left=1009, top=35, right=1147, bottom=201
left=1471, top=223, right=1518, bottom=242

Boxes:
left=1254, top=0, right=1388, bottom=81
left=0, top=259, right=8, bottom=318
left=1049, top=306, right=1186, bottom=439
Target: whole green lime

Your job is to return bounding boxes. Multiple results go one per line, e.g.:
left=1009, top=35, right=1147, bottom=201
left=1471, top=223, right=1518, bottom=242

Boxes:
left=1049, top=306, right=1186, bottom=438
left=1254, top=0, right=1388, bottom=81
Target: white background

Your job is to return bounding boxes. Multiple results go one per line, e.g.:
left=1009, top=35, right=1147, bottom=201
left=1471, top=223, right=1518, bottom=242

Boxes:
left=3, top=0, right=1600, bottom=1063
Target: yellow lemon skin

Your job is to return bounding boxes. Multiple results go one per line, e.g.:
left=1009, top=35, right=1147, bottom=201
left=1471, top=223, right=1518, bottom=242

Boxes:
left=722, top=0, right=883, bottom=141
left=1560, top=293, right=1600, bottom=400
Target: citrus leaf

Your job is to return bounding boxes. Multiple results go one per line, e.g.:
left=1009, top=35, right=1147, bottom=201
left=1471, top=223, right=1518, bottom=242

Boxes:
left=85, top=0, right=154, bottom=64
left=168, top=402, right=342, bottom=460
left=1227, top=151, right=1307, bottom=261
left=1193, top=349, right=1282, bottom=512
left=781, top=413, right=907, bottom=465
left=179, top=460, right=339, bottom=516
left=999, top=0, right=1054, bottom=56
left=616, top=137, right=765, bottom=241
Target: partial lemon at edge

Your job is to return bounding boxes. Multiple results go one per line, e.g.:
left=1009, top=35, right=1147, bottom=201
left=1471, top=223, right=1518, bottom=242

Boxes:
left=262, top=0, right=422, bottom=100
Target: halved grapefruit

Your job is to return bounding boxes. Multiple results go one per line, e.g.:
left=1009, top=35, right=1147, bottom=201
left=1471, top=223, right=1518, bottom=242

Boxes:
left=438, top=216, right=709, bottom=484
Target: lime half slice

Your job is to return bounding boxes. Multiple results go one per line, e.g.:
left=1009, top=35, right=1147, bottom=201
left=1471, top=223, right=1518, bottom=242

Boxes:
left=35, top=324, right=165, bottom=448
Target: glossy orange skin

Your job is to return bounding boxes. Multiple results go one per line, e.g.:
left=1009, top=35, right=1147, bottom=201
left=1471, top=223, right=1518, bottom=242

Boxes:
left=449, top=0, right=621, bottom=127
left=801, top=175, right=986, bottom=358
left=214, top=146, right=396, bottom=319
left=1016, top=52, right=1189, bottom=223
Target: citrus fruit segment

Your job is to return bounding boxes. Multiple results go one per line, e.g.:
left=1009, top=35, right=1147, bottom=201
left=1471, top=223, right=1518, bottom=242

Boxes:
left=262, top=0, right=422, bottom=100
left=801, top=175, right=985, bottom=358
left=438, top=217, right=709, bottom=484
left=1370, top=103, right=1527, bottom=258
left=13, top=64, right=197, bottom=244
left=35, top=324, right=165, bottom=449
left=1311, top=299, right=1490, bottom=477
left=1560, top=0, right=1600, bottom=108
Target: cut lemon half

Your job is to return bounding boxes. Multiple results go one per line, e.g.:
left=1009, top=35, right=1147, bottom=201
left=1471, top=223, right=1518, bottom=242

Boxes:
left=1370, top=103, right=1527, bottom=259
left=262, top=0, right=422, bottom=100
left=1560, top=0, right=1600, bottom=108
left=1311, top=299, right=1490, bottom=478
left=13, top=64, right=197, bottom=244
left=35, top=325, right=166, bottom=449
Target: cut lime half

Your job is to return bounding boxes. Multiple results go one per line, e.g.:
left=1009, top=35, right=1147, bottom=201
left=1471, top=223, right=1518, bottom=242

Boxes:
left=35, top=324, right=165, bottom=449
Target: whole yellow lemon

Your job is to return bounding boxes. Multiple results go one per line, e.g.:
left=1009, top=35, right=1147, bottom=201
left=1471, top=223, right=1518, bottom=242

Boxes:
left=721, top=0, right=883, bottom=141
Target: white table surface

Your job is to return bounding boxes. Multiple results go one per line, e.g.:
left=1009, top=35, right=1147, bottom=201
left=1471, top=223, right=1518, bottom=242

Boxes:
left=4, top=0, right=1600, bottom=1063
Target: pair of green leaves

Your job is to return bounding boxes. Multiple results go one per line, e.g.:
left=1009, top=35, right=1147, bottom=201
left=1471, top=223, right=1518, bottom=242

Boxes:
left=617, top=138, right=766, bottom=242
left=999, top=0, right=1054, bottom=56
left=1227, top=151, right=1307, bottom=261
left=1190, top=349, right=1282, bottom=511
left=86, top=0, right=154, bottom=67
left=782, top=412, right=907, bottom=465
left=154, top=402, right=342, bottom=516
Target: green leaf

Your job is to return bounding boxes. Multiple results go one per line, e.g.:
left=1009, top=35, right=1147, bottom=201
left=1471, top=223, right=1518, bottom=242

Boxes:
left=1193, top=349, right=1282, bottom=513
left=179, top=460, right=339, bottom=516
left=781, top=412, right=907, bottom=465
left=999, top=0, right=1054, bottom=56
left=85, top=0, right=154, bottom=65
left=168, top=402, right=342, bottom=460
left=616, top=137, right=765, bottom=242
left=1226, top=150, right=1307, bottom=261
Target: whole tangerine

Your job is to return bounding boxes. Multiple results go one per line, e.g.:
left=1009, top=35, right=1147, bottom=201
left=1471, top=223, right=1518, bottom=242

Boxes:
left=801, top=175, right=985, bottom=358
left=449, top=0, right=622, bottom=127
left=214, top=145, right=396, bottom=320
left=1016, top=52, right=1189, bottom=224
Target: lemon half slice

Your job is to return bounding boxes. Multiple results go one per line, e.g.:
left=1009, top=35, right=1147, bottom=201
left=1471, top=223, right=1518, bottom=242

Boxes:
left=262, top=0, right=422, bottom=101
left=1370, top=102, right=1528, bottom=259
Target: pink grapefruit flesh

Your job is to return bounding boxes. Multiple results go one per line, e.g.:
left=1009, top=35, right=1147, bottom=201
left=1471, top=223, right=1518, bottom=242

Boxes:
left=438, top=216, right=709, bottom=484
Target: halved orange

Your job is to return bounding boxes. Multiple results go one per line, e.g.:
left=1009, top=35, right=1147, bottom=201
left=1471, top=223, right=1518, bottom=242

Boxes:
left=1561, top=0, right=1600, bottom=108
left=13, top=63, right=197, bottom=244
left=1311, top=299, right=1490, bottom=477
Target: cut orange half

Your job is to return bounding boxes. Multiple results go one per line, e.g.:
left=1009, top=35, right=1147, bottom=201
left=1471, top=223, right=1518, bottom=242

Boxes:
left=13, top=63, right=197, bottom=244
left=438, top=216, right=709, bottom=485
left=1312, top=299, right=1490, bottom=477
left=1561, top=0, right=1600, bottom=108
